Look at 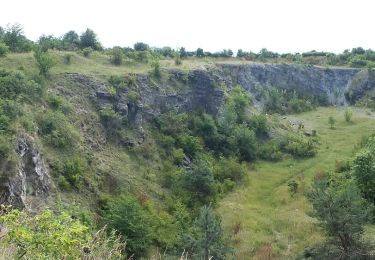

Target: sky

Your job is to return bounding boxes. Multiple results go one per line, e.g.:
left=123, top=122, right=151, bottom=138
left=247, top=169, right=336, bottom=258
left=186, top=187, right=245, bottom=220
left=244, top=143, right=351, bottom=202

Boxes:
left=1, top=0, right=374, bottom=54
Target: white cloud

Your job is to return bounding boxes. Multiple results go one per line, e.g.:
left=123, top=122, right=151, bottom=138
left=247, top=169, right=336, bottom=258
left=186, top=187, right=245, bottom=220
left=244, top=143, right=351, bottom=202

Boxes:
left=1, top=0, right=374, bottom=53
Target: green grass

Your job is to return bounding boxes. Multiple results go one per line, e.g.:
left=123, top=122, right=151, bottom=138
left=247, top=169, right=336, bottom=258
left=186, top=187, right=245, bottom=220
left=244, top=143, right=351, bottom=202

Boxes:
left=218, top=107, right=375, bottom=259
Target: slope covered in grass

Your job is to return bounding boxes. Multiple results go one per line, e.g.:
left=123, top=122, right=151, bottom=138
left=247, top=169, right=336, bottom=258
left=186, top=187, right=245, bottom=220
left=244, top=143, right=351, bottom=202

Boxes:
left=218, top=107, right=375, bottom=259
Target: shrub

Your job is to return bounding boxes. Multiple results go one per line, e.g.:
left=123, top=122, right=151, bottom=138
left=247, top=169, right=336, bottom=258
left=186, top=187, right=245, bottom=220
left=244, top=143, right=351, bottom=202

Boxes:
left=134, top=42, right=149, bottom=51
left=177, top=133, right=204, bottom=158
left=0, top=208, right=124, bottom=259
left=258, top=141, right=282, bottom=161
left=79, top=28, right=101, bottom=50
left=82, top=47, right=93, bottom=57
left=281, top=133, right=316, bottom=157
left=0, top=42, right=9, bottom=57
left=104, top=194, right=152, bottom=256
left=182, top=156, right=216, bottom=206
left=151, top=58, right=161, bottom=78
left=110, top=47, right=123, bottom=65
left=63, top=53, right=72, bottom=64
left=234, top=125, right=257, bottom=161
left=38, top=111, right=79, bottom=148
left=34, top=47, right=56, bottom=76
left=344, top=108, right=353, bottom=122
left=214, top=157, right=247, bottom=183
left=288, top=180, right=298, bottom=197
left=174, top=52, right=182, bottom=65
left=328, top=115, right=336, bottom=129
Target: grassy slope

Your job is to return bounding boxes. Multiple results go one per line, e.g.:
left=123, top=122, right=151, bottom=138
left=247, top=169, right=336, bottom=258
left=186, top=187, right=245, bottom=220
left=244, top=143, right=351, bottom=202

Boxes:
left=218, top=107, right=375, bottom=259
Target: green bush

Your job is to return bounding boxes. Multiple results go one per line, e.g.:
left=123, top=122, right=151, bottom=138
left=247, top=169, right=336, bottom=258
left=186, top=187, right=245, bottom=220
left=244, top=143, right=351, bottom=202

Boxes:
left=214, top=157, right=247, bottom=183
left=104, top=194, right=152, bottom=256
left=0, top=42, right=9, bottom=57
left=177, top=133, right=204, bottom=158
left=234, top=125, right=257, bottom=161
left=151, top=59, right=161, bottom=78
left=63, top=53, right=72, bottom=64
left=182, top=156, right=216, bottom=206
left=344, top=108, right=353, bottom=122
left=82, top=47, right=93, bottom=57
left=34, top=48, right=56, bottom=76
left=258, top=141, right=283, bottom=161
left=110, top=47, right=123, bottom=65
left=281, top=133, right=316, bottom=157
left=38, top=111, right=79, bottom=148
left=0, top=208, right=124, bottom=259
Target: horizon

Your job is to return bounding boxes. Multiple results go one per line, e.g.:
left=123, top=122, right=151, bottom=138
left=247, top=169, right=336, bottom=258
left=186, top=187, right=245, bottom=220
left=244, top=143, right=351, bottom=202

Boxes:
left=1, top=0, right=375, bottom=54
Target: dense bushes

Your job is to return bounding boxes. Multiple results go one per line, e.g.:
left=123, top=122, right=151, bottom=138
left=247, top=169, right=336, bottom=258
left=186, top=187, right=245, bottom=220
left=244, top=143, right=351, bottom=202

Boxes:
left=104, top=195, right=152, bottom=256
left=264, top=88, right=318, bottom=114
left=38, top=111, right=80, bottom=148
left=0, top=207, right=124, bottom=259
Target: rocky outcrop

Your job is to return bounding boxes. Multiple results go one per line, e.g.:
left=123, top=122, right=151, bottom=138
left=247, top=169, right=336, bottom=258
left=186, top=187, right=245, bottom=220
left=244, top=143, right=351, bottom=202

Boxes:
left=61, top=64, right=375, bottom=131
left=0, top=136, right=52, bottom=211
left=219, top=64, right=361, bottom=105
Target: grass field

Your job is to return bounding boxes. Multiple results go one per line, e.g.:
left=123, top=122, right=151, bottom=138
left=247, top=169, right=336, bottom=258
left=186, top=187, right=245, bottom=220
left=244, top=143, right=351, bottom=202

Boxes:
left=218, top=107, right=375, bottom=259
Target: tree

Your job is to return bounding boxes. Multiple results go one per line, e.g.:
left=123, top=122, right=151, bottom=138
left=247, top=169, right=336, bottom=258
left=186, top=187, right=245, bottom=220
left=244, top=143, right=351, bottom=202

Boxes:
left=185, top=205, right=231, bottom=260
left=179, top=47, right=187, bottom=58
left=110, top=47, right=123, bottom=65
left=352, top=149, right=375, bottom=204
left=183, top=157, right=216, bottom=206
left=328, top=115, right=336, bottom=129
left=62, top=30, right=79, bottom=50
left=79, top=28, right=101, bottom=50
left=234, top=125, right=257, bottom=161
left=104, top=195, right=152, bottom=256
left=3, top=24, right=32, bottom=52
left=0, top=42, right=9, bottom=57
left=134, top=42, right=149, bottom=51
left=34, top=47, right=56, bottom=76
left=306, top=175, right=372, bottom=258
left=196, top=48, right=204, bottom=57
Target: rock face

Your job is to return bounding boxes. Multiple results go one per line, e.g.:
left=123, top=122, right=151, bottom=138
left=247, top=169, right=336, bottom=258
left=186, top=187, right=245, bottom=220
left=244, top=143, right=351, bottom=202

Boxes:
left=0, top=136, right=52, bottom=211
left=219, top=64, right=361, bottom=105
left=59, top=65, right=375, bottom=131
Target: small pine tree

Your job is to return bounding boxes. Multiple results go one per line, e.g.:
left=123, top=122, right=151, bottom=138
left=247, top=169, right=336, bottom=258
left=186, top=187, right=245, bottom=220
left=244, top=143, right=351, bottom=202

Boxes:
left=186, top=205, right=232, bottom=260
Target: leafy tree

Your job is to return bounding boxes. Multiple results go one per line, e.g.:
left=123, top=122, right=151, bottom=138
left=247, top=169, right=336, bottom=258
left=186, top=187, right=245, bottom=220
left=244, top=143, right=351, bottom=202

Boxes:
left=352, top=149, right=375, bottom=204
left=33, top=47, right=56, bottom=76
left=62, top=30, right=79, bottom=50
left=185, top=205, right=232, bottom=259
left=234, top=125, right=257, bottom=161
left=0, top=42, right=9, bottom=57
left=306, top=175, right=372, bottom=258
left=104, top=195, right=152, bottom=256
left=196, top=48, right=204, bottom=57
left=3, top=24, right=32, bottom=52
left=328, top=115, right=336, bottom=129
left=110, top=47, right=123, bottom=65
left=37, top=34, right=62, bottom=51
left=179, top=47, right=187, bottom=58
left=79, top=28, right=101, bottom=50
left=134, top=42, right=149, bottom=51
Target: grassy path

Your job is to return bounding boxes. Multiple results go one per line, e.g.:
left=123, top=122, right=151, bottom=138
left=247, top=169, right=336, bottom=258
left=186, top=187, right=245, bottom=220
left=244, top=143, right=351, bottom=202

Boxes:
left=218, top=107, right=375, bottom=259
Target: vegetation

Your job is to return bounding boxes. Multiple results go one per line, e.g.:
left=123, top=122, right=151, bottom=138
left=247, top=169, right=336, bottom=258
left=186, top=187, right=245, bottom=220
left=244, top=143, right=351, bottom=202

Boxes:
left=2, top=23, right=375, bottom=259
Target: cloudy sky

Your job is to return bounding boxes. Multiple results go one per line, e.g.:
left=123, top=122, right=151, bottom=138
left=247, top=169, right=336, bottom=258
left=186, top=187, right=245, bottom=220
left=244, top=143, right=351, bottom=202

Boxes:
left=1, top=0, right=374, bottom=53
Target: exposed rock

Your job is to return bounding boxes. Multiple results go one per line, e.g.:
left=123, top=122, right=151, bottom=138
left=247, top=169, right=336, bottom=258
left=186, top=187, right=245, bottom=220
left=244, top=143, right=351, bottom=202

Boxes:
left=0, top=135, right=52, bottom=211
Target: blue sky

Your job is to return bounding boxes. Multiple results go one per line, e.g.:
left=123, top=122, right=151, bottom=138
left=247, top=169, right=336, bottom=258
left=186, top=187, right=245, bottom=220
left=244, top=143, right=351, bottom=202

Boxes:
left=1, top=0, right=374, bottom=53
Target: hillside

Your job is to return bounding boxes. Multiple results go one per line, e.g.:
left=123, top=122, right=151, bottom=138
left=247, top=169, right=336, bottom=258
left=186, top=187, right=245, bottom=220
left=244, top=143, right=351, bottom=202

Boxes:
left=1, top=48, right=375, bottom=259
